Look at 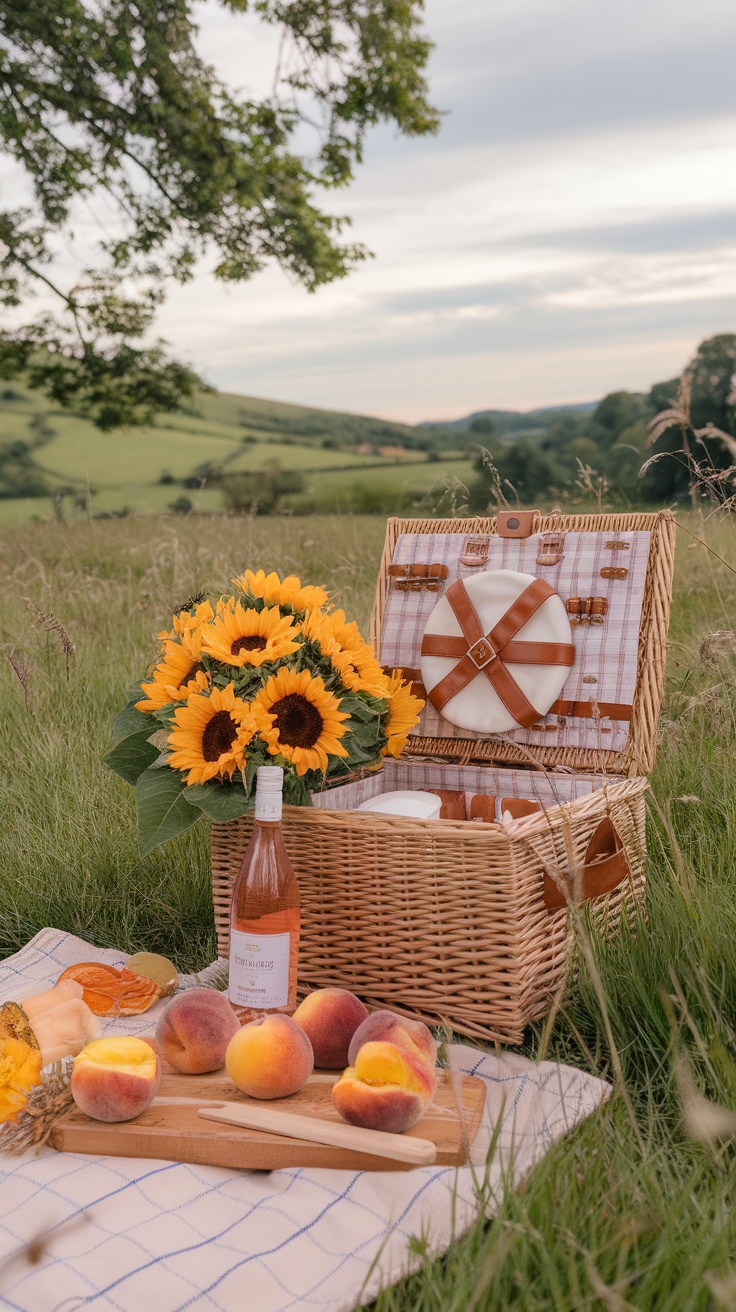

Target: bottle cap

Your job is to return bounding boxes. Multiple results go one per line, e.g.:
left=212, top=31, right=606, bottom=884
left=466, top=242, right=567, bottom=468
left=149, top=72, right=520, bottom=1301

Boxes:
left=255, top=765, right=284, bottom=820
left=256, top=765, right=284, bottom=792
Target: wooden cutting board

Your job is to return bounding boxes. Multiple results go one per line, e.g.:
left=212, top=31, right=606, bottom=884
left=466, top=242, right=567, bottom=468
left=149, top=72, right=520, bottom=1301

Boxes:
left=50, top=1068, right=486, bottom=1172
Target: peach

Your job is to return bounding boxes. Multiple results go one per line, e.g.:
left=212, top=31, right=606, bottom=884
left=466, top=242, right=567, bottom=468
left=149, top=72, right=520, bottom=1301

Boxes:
left=156, top=988, right=240, bottom=1074
left=225, top=1013, right=314, bottom=1099
left=71, top=1036, right=161, bottom=1123
left=347, top=1009, right=437, bottom=1072
left=332, top=1039, right=437, bottom=1134
left=292, top=988, right=369, bottom=1069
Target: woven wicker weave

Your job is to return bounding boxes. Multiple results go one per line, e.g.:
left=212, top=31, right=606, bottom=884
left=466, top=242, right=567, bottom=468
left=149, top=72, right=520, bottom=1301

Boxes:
left=210, top=510, right=675, bottom=1045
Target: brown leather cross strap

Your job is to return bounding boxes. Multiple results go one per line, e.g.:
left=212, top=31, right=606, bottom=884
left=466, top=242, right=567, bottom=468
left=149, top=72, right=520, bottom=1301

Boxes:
left=420, top=578, right=575, bottom=728
left=388, top=667, right=633, bottom=724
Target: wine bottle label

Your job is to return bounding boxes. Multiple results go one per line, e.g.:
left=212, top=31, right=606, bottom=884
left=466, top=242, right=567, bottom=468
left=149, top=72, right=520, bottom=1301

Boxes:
left=229, top=929, right=291, bottom=1009
left=254, top=792, right=282, bottom=822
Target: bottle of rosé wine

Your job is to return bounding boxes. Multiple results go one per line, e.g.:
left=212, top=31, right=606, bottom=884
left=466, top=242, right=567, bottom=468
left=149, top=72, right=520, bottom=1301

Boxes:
left=228, top=766, right=300, bottom=1022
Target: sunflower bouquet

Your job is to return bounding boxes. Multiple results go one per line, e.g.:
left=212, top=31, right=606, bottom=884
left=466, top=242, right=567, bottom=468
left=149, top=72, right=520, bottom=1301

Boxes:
left=106, top=570, right=424, bottom=855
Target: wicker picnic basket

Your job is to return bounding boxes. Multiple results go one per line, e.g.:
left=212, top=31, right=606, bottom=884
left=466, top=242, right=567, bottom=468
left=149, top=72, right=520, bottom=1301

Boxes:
left=211, top=510, right=676, bottom=1044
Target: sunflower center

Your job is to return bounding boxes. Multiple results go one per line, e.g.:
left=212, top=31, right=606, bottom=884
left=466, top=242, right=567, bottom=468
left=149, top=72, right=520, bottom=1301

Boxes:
left=270, top=694, right=324, bottom=749
left=201, top=710, right=239, bottom=761
left=231, top=635, right=268, bottom=655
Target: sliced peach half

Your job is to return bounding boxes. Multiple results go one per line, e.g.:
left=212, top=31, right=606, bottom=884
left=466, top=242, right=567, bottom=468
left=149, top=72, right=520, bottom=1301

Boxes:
left=331, top=1039, right=437, bottom=1134
left=71, top=1036, right=161, bottom=1122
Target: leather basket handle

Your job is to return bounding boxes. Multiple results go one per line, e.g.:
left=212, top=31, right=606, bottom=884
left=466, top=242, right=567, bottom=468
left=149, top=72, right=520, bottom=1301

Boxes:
left=543, top=816, right=631, bottom=913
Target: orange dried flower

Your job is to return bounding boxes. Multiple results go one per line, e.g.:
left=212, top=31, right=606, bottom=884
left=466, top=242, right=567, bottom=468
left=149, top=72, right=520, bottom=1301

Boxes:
left=0, top=1037, right=43, bottom=1123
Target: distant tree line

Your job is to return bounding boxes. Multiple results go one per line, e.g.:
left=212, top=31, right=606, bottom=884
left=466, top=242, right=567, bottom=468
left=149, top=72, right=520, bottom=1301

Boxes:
left=466, top=334, right=736, bottom=509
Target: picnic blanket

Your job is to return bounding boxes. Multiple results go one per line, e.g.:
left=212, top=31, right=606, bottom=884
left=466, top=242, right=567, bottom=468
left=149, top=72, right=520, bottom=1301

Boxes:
left=0, top=930, right=610, bottom=1312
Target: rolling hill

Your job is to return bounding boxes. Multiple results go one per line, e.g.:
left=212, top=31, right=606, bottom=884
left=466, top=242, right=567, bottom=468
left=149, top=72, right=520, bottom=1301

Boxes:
left=0, top=385, right=468, bottom=525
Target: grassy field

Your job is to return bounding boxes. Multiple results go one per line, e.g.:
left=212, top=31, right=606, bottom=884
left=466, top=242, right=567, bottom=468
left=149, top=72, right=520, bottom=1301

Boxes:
left=1, top=510, right=735, bottom=1309
left=0, top=384, right=460, bottom=526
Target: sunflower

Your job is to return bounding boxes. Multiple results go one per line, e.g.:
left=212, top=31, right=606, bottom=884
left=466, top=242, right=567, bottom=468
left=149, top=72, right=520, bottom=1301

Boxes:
left=136, top=641, right=210, bottom=713
left=158, top=600, right=214, bottom=647
left=233, top=569, right=329, bottom=613
left=167, top=684, right=255, bottom=785
left=303, top=608, right=389, bottom=699
left=381, top=671, right=425, bottom=758
left=251, top=667, right=349, bottom=775
left=200, top=602, right=300, bottom=668
left=0, top=1036, right=43, bottom=1124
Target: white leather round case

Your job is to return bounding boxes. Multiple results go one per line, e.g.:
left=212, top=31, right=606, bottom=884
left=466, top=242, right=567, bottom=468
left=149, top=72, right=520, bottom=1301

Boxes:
left=420, top=569, right=574, bottom=734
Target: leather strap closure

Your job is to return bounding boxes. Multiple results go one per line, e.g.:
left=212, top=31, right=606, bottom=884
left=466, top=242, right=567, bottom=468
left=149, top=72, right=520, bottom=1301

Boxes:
left=387, top=667, right=633, bottom=725
left=536, top=532, right=565, bottom=566
left=422, top=634, right=578, bottom=665
left=459, top=535, right=490, bottom=567
left=549, top=698, right=631, bottom=721
left=421, top=578, right=575, bottom=728
left=388, top=563, right=449, bottom=591
left=543, top=817, right=631, bottom=912
left=566, top=596, right=608, bottom=625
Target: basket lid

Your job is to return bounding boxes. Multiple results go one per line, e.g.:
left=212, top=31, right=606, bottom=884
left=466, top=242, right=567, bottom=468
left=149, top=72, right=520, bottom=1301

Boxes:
left=371, top=510, right=676, bottom=777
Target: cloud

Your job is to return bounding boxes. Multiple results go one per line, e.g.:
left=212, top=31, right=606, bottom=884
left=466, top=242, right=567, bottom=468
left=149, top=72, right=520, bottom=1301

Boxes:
left=7, top=0, right=736, bottom=422
left=156, top=88, right=736, bottom=417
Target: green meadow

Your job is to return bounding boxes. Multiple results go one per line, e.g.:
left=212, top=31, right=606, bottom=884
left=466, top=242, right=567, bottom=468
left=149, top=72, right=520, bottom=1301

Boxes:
left=0, top=510, right=735, bottom=1309
left=0, top=385, right=465, bottom=526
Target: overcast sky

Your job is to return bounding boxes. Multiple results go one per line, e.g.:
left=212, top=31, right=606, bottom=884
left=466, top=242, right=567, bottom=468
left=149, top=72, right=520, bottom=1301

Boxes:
left=43, top=1, right=736, bottom=422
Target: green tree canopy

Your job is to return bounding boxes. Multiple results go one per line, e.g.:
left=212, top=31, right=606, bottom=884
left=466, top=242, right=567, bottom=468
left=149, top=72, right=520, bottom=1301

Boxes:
left=0, top=0, right=438, bottom=427
left=468, top=415, right=498, bottom=436
left=642, top=334, right=736, bottom=502
left=470, top=440, right=553, bottom=509
left=589, top=390, right=647, bottom=449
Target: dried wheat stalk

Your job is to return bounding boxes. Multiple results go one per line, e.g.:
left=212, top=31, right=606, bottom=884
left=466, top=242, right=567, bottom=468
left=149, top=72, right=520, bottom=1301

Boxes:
left=25, top=600, right=76, bottom=676
left=3, top=650, right=31, bottom=709
left=0, top=1061, right=74, bottom=1156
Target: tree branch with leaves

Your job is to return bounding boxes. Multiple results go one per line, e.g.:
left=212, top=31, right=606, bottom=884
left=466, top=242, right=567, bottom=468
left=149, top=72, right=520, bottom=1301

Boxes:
left=0, top=0, right=439, bottom=427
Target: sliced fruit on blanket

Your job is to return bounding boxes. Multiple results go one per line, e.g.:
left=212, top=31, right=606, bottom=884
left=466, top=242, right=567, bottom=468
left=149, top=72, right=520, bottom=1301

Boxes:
left=71, top=1036, right=161, bottom=1122
left=332, top=1038, right=437, bottom=1134
left=1, top=984, right=100, bottom=1068
left=23, top=981, right=101, bottom=1064
left=0, top=1001, right=39, bottom=1049
left=125, top=951, right=178, bottom=997
left=57, top=962, right=162, bottom=1016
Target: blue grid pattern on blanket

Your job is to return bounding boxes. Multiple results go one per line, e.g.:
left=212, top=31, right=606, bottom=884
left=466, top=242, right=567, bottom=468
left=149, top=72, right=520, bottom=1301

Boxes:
left=0, top=930, right=608, bottom=1312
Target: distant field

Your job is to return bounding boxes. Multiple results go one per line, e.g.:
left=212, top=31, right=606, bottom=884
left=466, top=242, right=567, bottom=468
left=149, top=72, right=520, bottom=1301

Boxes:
left=284, top=459, right=475, bottom=514
left=0, top=384, right=462, bottom=525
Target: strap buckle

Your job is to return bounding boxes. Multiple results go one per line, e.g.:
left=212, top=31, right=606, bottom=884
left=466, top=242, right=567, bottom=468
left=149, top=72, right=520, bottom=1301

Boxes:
left=468, top=636, right=497, bottom=669
left=390, top=563, right=447, bottom=592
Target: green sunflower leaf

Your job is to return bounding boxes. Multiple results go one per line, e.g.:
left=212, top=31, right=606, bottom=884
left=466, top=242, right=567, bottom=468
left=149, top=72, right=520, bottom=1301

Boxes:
left=340, top=697, right=378, bottom=723
left=152, top=704, right=178, bottom=727
left=136, top=767, right=200, bottom=857
left=110, top=700, right=151, bottom=746
left=105, top=732, right=160, bottom=785
left=183, top=781, right=252, bottom=822
left=283, top=772, right=313, bottom=807
left=342, top=737, right=374, bottom=765
left=243, top=753, right=263, bottom=798
left=348, top=720, right=381, bottom=748
left=105, top=703, right=160, bottom=785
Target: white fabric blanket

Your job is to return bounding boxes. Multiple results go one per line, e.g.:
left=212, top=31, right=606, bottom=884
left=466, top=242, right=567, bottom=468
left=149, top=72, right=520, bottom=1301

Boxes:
left=0, top=930, right=609, bottom=1312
